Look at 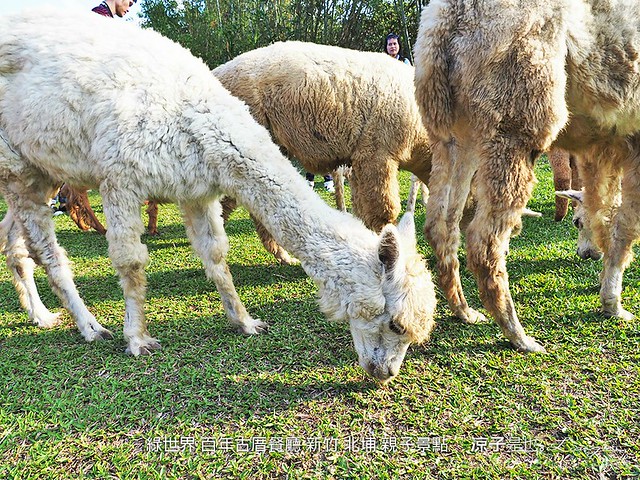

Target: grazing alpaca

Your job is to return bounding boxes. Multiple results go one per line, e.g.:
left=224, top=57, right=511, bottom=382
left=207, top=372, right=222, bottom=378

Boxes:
left=213, top=41, right=433, bottom=263
left=0, top=10, right=436, bottom=382
left=414, top=0, right=640, bottom=351
left=556, top=189, right=607, bottom=261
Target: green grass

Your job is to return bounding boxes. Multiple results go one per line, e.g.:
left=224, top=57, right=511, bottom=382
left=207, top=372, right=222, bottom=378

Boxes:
left=0, top=161, right=639, bottom=479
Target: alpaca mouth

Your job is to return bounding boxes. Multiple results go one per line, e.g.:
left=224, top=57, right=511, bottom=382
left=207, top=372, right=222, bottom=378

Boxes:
left=364, top=361, right=399, bottom=384
left=577, top=248, right=603, bottom=261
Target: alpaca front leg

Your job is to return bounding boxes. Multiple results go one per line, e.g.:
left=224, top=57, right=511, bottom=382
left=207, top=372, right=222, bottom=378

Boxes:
left=349, top=153, right=400, bottom=232
left=8, top=189, right=113, bottom=341
left=1, top=210, right=60, bottom=327
left=599, top=168, right=640, bottom=320
left=181, top=201, right=267, bottom=334
left=466, top=147, right=544, bottom=352
left=424, top=140, right=486, bottom=324
left=102, top=197, right=160, bottom=355
left=145, top=201, right=159, bottom=236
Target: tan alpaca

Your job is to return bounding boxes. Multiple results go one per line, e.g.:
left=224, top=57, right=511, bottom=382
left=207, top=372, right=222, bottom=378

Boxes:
left=414, top=0, right=640, bottom=351
left=213, top=41, right=433, bottom=263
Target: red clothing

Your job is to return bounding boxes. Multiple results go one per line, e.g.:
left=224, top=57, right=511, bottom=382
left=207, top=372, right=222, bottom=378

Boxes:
left=92, top=2, right=113, bottom=18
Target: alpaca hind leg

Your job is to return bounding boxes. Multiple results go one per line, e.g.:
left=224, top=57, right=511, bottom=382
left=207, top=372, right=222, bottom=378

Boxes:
left=181, top=200, right=267, bottom=334
left=333, top=167, right=347, bottom=212
left=7, top=187, right=113, bottom=341
left=63, top=185, right=92, bottom=231
left=63, top=185, right=107, bottom=234
left=251, top=213, right=297, bottom=265
left=424, top=140, right=486, bottom=324
left=576, top=151, right=623, bottom=258
left=1, top=209, right=60, bottom=327
left=220, top=196, right=237, bottom=224
left=465, top=144, right=544, bottom=352
left=420, top=180, right=429, bottom=210
left=101, top=193, right=159, bottom=355
left=598, top=160, right=640, bottom=319
left=406, top=175, right=422, bottom=214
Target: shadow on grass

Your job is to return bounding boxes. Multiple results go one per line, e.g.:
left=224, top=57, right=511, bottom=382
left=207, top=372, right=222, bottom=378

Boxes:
left=0, top=285, right=635, bottom=430
left=0, top=308, right=378, bottom=425
left=55, top=217, right=260, bottom=257
left=0, top=260, right=310, bottom=314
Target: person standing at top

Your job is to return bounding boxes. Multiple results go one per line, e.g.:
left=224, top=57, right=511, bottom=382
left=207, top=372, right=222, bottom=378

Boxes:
left=92, top=0, right=137, bottom=18
left=384, top=33, right=411, bottom=65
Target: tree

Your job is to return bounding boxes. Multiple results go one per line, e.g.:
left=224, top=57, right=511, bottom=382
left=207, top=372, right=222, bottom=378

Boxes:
left=138, top=0, right=430, bottom=67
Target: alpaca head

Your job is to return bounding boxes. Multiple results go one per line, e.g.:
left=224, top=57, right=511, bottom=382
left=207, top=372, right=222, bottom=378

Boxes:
left=555, top=189, right=603, bottom=261
left=320, top=212, right=436, bottom=384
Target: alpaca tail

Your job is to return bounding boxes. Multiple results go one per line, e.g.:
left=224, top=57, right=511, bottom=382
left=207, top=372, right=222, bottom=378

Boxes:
left=413, top=0, right=458, bottom=140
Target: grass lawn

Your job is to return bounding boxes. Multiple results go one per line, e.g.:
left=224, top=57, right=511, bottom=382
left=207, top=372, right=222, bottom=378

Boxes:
left=0, top=160, right=638, bottom=479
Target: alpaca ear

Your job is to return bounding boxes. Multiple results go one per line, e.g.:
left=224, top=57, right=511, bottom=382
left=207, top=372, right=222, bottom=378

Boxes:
left=378, top=225, right=401, bottom=273
left=556, top=189, right=583, bottom=204
left=396, top=212, right=417, bottom=250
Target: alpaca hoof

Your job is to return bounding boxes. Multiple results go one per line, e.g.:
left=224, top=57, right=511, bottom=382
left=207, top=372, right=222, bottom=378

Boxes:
left=33, top=311, right=62, bottom=329
left=81, top=325, right=114, bottom=342
left=95, top=328, right=114, bottom=341
left=240, top=318, right=268, bottom=335
left=513, top=336, right=546, bottom=353
left=456, top=308, right=488, bottom=324
left=602, top=307, right=635, bottom=321
left=126, top=337, right=162, bottom=356
left=275, top=250, right=299, bottom=265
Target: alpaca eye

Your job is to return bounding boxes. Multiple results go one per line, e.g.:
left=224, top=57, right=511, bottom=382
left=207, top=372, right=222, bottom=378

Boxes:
left=389, top=319, right=406, bottom=335
left=573, top=217, right=583, bottom=230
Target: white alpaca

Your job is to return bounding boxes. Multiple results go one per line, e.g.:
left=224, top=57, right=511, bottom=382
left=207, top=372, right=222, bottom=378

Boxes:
left=0, top=10, right=436, bottom=383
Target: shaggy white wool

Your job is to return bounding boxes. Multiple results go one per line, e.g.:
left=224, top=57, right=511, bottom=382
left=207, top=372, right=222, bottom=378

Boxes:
left=0, top=9, right=436, bottom=383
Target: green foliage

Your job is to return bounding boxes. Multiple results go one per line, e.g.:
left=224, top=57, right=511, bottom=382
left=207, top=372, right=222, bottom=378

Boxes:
left=0, top=162, right=639, bottom=477
left=138, top=0, right=430, bottom=68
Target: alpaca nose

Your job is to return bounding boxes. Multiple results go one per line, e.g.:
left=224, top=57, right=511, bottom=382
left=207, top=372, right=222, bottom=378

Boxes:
left=577, top=248, right=603, bottom=261
left=366, top=362, right=398, bottom=383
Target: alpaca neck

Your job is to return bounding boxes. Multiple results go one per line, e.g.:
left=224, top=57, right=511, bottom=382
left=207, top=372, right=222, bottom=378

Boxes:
left=217, top=144, right=379, bottom=279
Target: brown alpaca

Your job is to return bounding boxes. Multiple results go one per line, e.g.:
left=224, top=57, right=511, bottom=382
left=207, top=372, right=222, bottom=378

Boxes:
left=59, top=184, right=107, bottom=234
left=414, top=0, right=640, bottom=352
left=59, top=184, right=159, bottom=236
